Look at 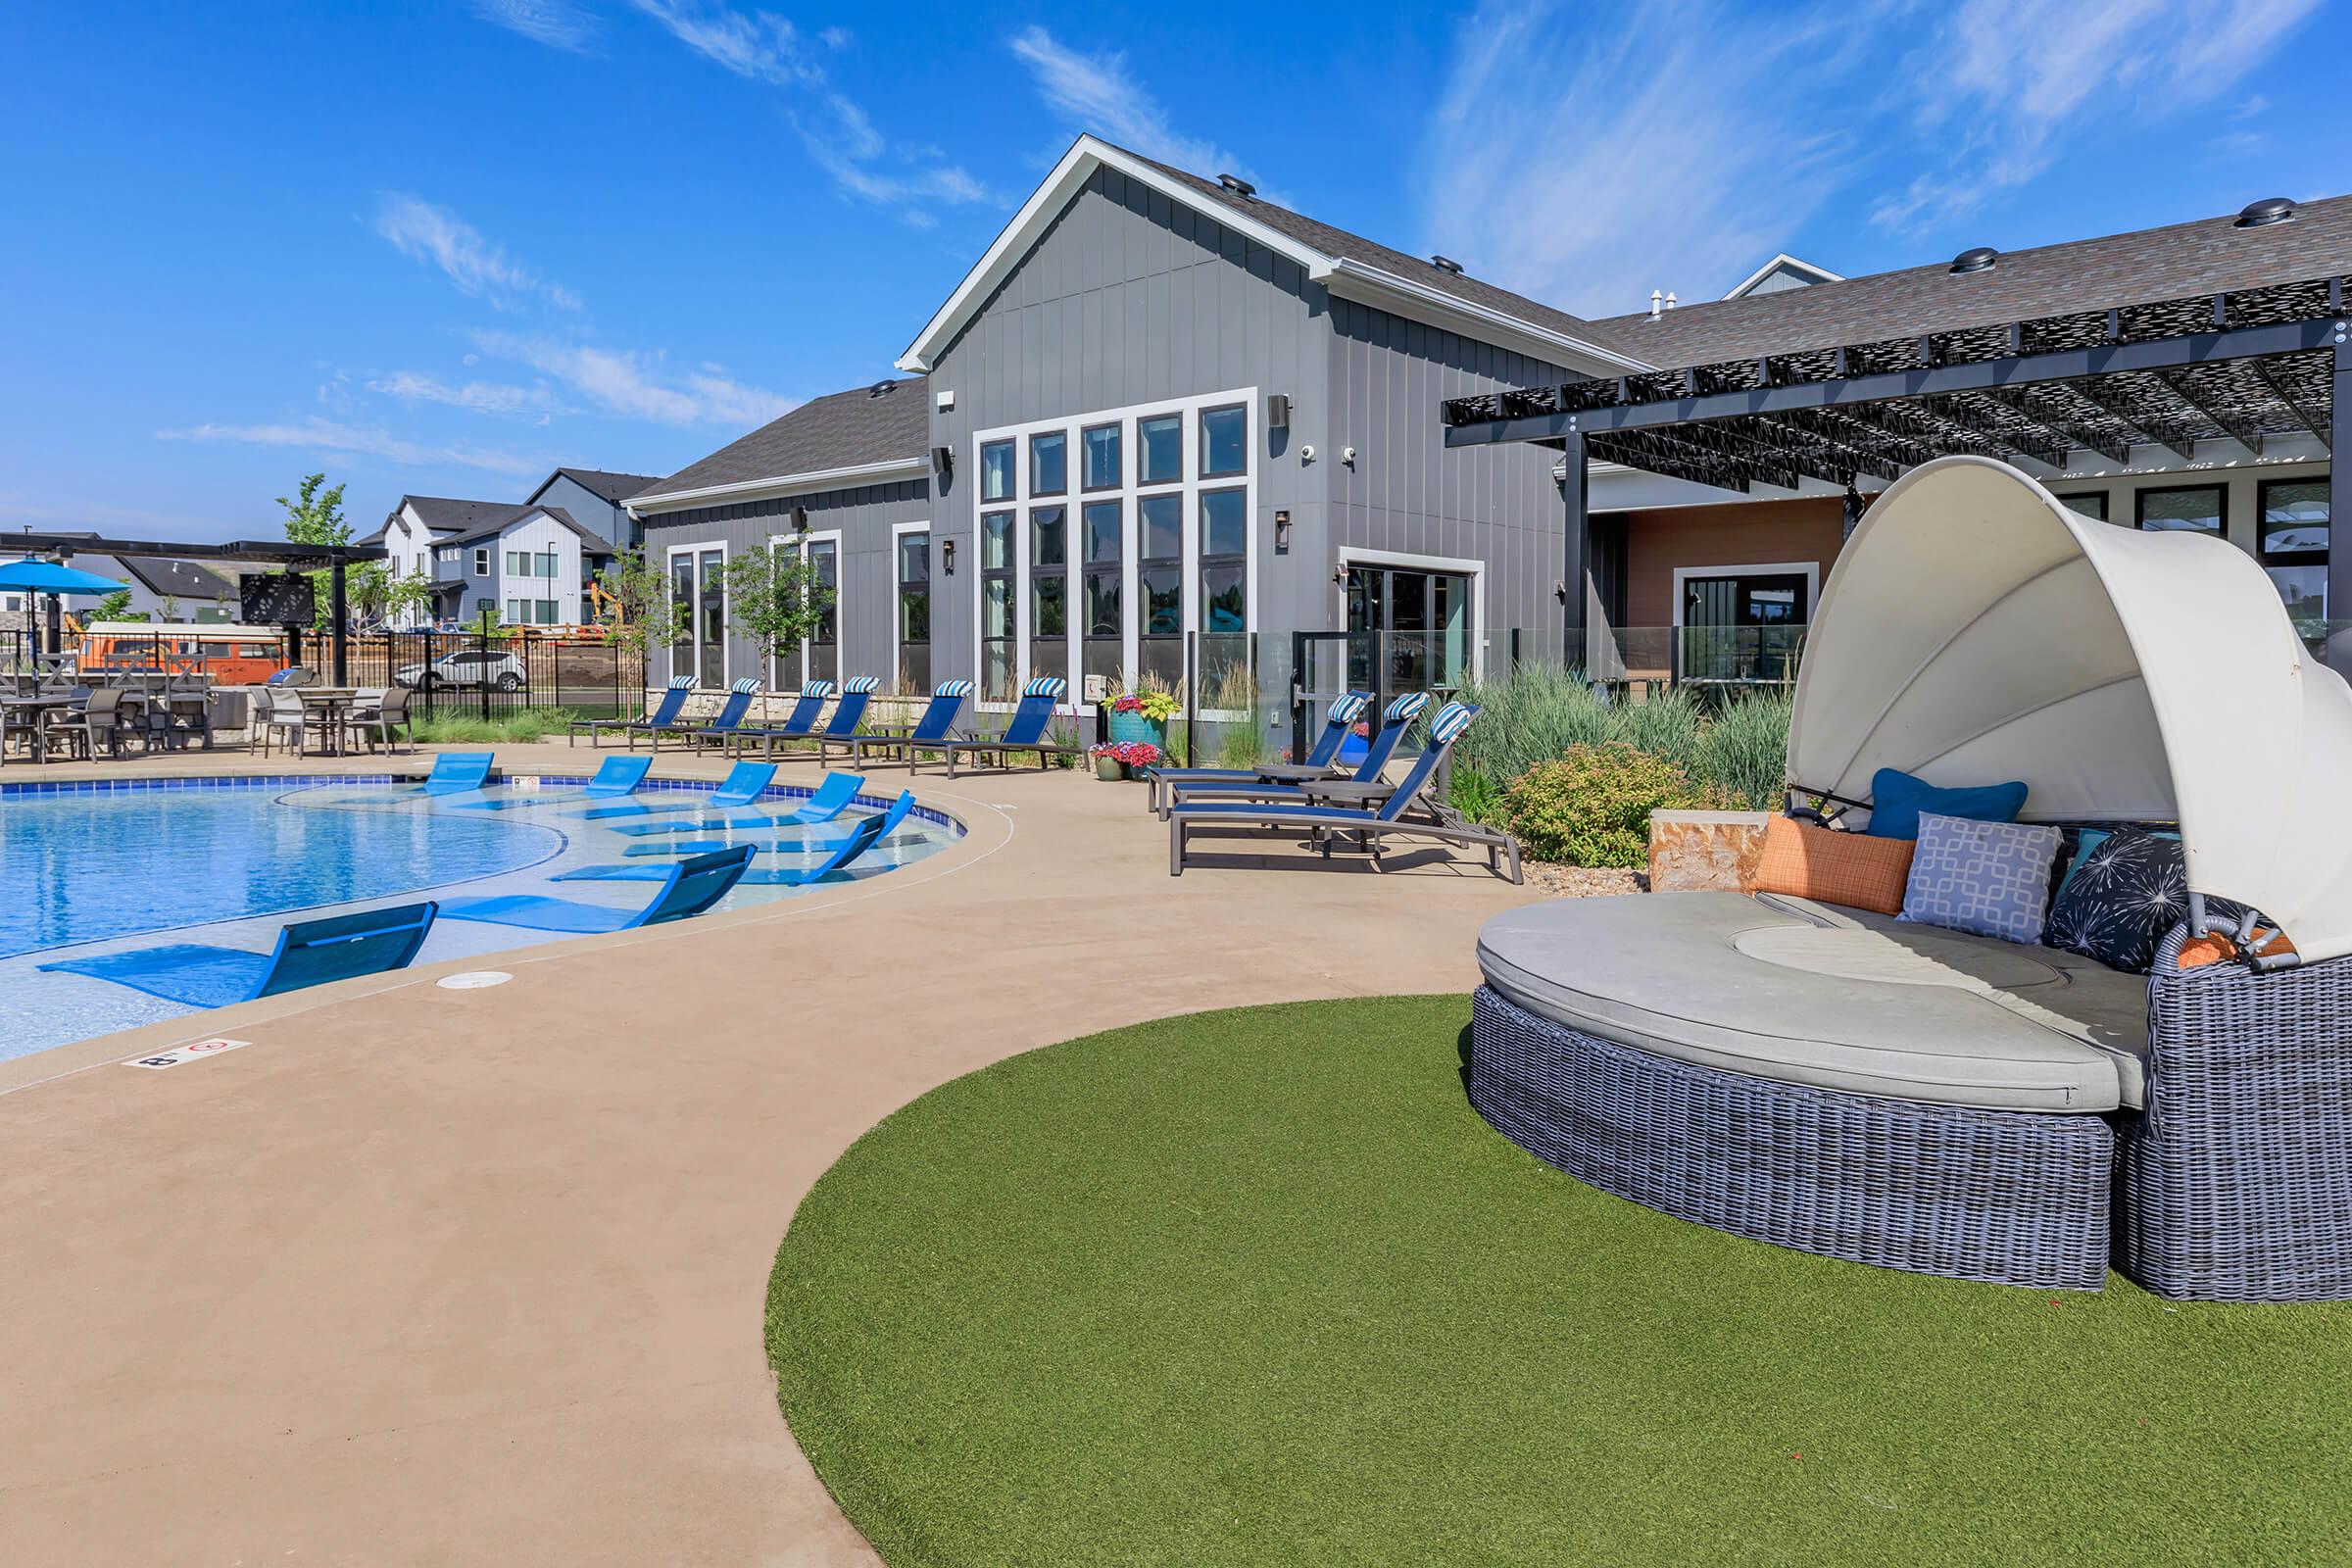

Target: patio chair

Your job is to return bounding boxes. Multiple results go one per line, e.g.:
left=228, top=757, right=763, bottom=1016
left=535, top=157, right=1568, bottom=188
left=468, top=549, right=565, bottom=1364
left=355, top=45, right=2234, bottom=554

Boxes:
left=724, top=680, right=835, bottom=759
left=39, top=902, right=439, bottom=1009
left=840, top=679, right=972, bottom=768
left=641, top=677, right=763, bottom=752
left=612, top=770, right=866, bottom=845
left=1145, top=690, right=1371, bottom=812
left=930, top=678, right=1087, bottom=777
left=345, top=685, right=414, bottom=754
left=436, top=844, right=756, bottom=934
left=395, top=751, right=494, bottom=795
left=257, top=686, right=310, bottom=758
left=1159, top=692, right=1429, bottom=817
left=560, top=792, right=916, bottom=887
left=453, top=753, right=651, bottom=810
left=806, top=676, right=882, bottom=760
left=1168, top=702, right=1519, bottom=881
left=40, top=688, right=128, bottom=760
left=570, top=676, right=697, bottom=748
left=576, top=760, right=775, bottom=820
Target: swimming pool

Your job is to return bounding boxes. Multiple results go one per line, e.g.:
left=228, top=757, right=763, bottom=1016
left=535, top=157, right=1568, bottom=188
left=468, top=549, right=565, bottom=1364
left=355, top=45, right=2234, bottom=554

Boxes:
left=0, top=774, right=961, bottom=1061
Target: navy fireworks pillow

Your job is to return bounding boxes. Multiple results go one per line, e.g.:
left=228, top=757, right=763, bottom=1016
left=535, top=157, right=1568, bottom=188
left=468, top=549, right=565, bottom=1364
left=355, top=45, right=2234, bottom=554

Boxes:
left=2042, top=827, right=2234, bottom=973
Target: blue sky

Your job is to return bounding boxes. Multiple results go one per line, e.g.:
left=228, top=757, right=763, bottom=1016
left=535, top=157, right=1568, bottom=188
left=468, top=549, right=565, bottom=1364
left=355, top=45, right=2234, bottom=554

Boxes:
left=1, top=0, right=2339, bottom=544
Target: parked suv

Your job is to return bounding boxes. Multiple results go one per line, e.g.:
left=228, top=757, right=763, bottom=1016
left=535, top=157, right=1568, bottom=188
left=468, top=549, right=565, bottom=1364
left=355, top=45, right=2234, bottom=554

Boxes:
left=396, top=649, right=528, bottom=692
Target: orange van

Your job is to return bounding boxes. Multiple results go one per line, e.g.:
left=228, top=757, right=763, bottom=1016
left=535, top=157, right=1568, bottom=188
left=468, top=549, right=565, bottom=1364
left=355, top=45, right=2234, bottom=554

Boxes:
left=77, top=622, right=289, bottom=685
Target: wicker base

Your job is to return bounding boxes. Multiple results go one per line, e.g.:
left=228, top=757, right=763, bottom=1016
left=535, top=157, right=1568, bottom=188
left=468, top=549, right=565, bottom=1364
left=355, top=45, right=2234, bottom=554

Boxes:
left=1469, top=987, right=2116, bottom=1291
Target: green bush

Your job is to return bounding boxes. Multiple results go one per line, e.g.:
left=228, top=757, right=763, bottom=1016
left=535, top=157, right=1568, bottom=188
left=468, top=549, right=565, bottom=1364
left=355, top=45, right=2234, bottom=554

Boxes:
left=409, top=706, right=578, bottom=744
left=1446, top=762, right=1504, bottom=825
left=1689, top=689, right=1793, bottom=810
left=1451, top=664, right=1704, bottom=788
left=1501, top=742, right=1716, bottom=867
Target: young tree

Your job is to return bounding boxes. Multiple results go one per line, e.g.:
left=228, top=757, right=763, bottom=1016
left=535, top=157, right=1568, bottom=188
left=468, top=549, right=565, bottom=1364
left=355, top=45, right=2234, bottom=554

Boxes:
left=91, top=588, right=143, bottom=622
left=593, top=546, right=687, bottom=656
left=723, top=546, right=833, bottom=671
left=348, top=563, right=434, bottom=626
left=274, top=472, right=356, bottom=630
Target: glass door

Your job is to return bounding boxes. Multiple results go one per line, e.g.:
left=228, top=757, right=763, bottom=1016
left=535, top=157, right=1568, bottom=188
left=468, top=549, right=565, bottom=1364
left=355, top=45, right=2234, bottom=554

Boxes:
left=1679, top=570, right=1806, bottom=683
left=1344, top=565, right=1472, bottom=696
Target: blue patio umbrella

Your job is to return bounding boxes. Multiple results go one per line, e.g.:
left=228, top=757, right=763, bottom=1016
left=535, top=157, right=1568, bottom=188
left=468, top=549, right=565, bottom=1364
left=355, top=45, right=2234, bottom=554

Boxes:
left=0, top=559, right=128, bottom=671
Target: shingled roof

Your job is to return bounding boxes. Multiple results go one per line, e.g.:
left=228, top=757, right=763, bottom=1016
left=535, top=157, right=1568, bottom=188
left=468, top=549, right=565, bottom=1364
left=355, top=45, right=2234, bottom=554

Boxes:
left=538, top=467, right=662, bottom=506
left=635, top=378, right=928, bottom=506
left=1578, top=195, right=2352, bottom=371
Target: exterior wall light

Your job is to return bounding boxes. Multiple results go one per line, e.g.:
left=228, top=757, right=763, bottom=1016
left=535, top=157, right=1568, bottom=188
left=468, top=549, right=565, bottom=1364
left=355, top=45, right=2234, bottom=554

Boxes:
left=792, top=506, right=809, bottom=531
left=1274, top=510, right=1292, bottom=553
left=941, top=538, right=956, bottom=574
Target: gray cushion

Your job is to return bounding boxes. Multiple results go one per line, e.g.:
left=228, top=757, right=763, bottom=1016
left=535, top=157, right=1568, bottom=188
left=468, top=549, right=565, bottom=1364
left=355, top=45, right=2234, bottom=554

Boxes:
left=1476, top=892, right=2151, bottom=1113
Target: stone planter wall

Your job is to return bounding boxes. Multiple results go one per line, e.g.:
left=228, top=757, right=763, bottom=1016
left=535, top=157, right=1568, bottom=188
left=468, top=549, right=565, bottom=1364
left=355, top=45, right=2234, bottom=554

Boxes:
left=1647, top=808, right=1770, bottom=893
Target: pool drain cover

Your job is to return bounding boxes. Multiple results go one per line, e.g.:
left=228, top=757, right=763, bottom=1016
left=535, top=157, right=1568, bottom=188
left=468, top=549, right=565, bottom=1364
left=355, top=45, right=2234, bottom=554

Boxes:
left=437, top=971, right=514, bottom=991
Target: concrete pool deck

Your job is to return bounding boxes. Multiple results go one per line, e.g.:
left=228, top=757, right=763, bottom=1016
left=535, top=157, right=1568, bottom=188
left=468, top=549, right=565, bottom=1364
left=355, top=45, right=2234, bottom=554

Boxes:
left=0, top=742, right=1546, bottom=1563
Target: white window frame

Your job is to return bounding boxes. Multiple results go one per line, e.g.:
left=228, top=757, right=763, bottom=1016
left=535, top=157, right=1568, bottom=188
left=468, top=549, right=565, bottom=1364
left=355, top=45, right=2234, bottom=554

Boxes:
left=969, top=386, right=1258, bottom=715
left=1335, top=546, right=1490, bottom=689
left=765, top=528, right=844, bottom=692
left=1668, top=561, right=1821, bottom=630
left=891, top=519, right=933, bottom=697
left=472, top=546, right=490, bottom=576
left=664, top=539, right=728, bottom=688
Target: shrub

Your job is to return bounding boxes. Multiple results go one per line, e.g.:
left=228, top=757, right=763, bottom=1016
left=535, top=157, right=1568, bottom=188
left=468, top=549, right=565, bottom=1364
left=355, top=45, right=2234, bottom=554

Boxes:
left=410, top=706, right=577, bottom=744
left=1689, top=689, right=1793, bottom=810
left=1446, top=762, right=1504, bottom=825
left=1501, top=742, right=1715, bottom=867
left=1450, top=664, right=1704, bottom=788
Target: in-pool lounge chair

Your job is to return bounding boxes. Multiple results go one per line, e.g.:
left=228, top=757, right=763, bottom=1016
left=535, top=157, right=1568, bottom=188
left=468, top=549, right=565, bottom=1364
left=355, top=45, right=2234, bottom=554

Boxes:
left=1145, top=690, right=1372, bottom=813
left=438, top=845, right=756, bottom=934
left=577, top=759, right=776, bottom=820
left=571, top=676, right=696, bottom=748
left=1168, top=702, right=1517, bottom=881
left=639, top=677, right=761, bottom=752
left=611, top=769, right=864, bottom=839
left=725, top=681, right=834, bottom=760
left=1160, top=692, right=1429, bottom=817
left=559, top=791, right=916, bottom=886
left=40, top=902, right=440, bottom=1009
left=802, top=677, right=880, bottom=760
left=453, top=753, right=651, bottom=810
left=930, top=677, right=1086, bottom=777
left=411, top=752, right=494, bottom=795
left=841, top=680, right=973, bottom=768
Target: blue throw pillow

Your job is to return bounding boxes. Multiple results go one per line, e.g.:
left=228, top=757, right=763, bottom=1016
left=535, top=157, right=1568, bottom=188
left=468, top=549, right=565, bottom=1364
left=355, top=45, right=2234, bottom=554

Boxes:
left=2043, top=826, right=2242, bottom=973
left=1865, top=767, right=2029, bottom=841
left=1899, top=812, right=2064, bottom=945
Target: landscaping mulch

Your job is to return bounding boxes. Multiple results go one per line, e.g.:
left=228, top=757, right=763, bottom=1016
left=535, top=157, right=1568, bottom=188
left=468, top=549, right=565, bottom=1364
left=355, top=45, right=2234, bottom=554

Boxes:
left=1527, top=861, right=1646, bottom=899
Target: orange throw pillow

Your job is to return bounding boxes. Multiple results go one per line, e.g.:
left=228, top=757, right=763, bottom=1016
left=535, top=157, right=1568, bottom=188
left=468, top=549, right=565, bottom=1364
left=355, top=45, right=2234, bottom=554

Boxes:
left=2179, top=928, right=2298, bottom=969
left=1749, top=815, right=1916, bottom=916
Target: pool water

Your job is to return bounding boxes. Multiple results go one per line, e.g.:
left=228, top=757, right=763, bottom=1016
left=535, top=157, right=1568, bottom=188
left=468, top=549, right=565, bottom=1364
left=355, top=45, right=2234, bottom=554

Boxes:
left=0, top=775, right=960, bottom=1061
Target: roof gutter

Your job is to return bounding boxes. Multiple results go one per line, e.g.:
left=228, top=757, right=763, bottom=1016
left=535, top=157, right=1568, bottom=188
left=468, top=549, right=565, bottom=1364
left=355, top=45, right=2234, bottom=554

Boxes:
left=628, top=456, right=933, bottom=517
left=1310, top=258, right=1653, bottom=377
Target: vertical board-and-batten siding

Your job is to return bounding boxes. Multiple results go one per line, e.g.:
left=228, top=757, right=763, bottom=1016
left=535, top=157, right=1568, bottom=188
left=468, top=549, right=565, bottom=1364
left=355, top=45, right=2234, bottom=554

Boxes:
left=639, top=479, right=930, bottom=687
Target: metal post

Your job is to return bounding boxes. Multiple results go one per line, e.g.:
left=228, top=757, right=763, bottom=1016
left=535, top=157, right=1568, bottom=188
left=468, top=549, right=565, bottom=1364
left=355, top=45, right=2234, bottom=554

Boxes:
left=2329, top=334, right=2352, bottom=678
left=330, top=561, right=349, bottom=686
left=1561, top=429, right=1590, bottom=672
left=1183, top=630, right=1197, bottom=766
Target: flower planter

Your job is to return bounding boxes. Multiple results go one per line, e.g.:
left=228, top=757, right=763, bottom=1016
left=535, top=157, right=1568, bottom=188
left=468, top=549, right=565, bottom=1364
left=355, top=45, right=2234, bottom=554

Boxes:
left=1107, top=710, right=1165, bottom=749
left=1094, top=755, right=1126, bottom=781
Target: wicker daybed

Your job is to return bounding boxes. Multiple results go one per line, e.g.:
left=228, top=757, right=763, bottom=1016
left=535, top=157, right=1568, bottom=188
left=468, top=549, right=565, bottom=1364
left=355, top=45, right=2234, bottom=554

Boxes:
left=1470, top=458, right=2352, bottom=1299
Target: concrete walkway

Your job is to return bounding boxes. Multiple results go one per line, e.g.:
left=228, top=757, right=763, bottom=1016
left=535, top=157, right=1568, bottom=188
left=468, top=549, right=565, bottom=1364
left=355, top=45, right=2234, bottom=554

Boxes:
left=0, top=744, right=1543, bottom=1562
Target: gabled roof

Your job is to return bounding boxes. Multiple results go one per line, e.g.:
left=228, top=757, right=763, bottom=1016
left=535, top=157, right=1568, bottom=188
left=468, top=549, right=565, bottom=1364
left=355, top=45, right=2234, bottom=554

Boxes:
left=435, top=505, right=607, bottom=550
left=631, top=378, right=931, bottom=514
left=1722, top=253, right=1843, bottom=300
left=531, top=467, right=663, bottom=507
left=373, top=496, right=537, bottom=543
left=1585, top=194, right=2352, bottom=370
left=896, top=135, right=1650, bottom=379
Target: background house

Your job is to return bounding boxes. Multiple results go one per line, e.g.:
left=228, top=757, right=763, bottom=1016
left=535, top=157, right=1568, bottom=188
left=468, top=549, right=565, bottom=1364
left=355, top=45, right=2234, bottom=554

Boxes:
left=370, top=466, right=660, bottom=627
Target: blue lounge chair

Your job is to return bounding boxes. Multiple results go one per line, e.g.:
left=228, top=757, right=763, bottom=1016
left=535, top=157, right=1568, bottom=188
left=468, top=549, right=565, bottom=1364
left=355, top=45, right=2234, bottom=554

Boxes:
left=808, top=676, right=884, bottom=760
left=557, top=793, right=917, bottom=886
left=609, top=769, right=863, bottom=838
left=931, top=677, right=1086, bottom=776
left=1160, top=693, right=1428, bottom=816
left=571, top=676, right=696, bottom=748
left=452, top=753, right=651, bottom=810
left=1145, top=690, right=1371, bottom=813
left=841, top=679, right=972, bottom=768
left=1167, top=703, right=1518, bottom=881
left=725, top=680, right=834, bottom=759
left=437, top=845, right=757, bottom=934
left=640, top=677, right=761, bottom=752
left=411, top=751, right=494, bottom=795
left=40, top=902, right=440, bottom=1009
left=577, top=759, right=775, bottom=820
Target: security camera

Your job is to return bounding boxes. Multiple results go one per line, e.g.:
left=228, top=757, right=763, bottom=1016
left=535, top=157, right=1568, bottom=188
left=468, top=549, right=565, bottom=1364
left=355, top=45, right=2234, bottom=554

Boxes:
left=1342, top=445, right=1357, bottom=466
left=1299, top=444, right=1316, bottom=463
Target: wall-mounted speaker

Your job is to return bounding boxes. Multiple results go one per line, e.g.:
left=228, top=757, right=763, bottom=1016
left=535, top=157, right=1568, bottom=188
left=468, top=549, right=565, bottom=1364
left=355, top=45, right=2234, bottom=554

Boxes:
left=931, top=445, right=954, bottom=477
left=1265, top=393, right=1291, bottom=429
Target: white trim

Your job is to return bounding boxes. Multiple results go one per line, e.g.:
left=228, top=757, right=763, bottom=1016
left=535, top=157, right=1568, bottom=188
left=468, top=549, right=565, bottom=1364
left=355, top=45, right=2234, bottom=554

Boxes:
left=663, top=538, right=728, bottom=687
left=767, top=528, right=845, bottom=690
left=896, top=134, right=1652, bottom=379
left=890, top=519, right=932, bottom=697
left=1335, top=546, right=1488, bottom=688
left=969, top=386, right=1258, bottom=715
left=628, top=457, right=929, bottom=517
left=1670, top=561, right=1822, bottom=628
left=1721, top=253, right=1844, bottom=300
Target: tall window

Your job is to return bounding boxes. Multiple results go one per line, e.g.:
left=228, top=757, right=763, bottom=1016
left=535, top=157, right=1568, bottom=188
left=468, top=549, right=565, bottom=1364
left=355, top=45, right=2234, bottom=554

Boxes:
left=1138, top=414, right=1183, bottom=485
left=2260, top=477, right=2328, bottom=621
left=667, top=546, right=725, bottom=687
left=2136, top=484, right=2225, bottom=535
left=1030, top=431, right=1067, bottom=497
left=807, top=537, right=839, bottom=684
left=1139, top=492, right=1184, bottom=687
left=1082, top=500, right=1122, bottom=693
left=1200, top=404, right=1248, bottom=478
left=1198, top=488, right=1248, bottom=691
left=1082, top=423, right=1121, bottom=490
left=897, top=530, right=931, bottom=694
left=980, top=440, right=1014, bottom=504
left=1029, top=506, right=1067, bottom=688
left=981, top=511, right=1015, bottom=701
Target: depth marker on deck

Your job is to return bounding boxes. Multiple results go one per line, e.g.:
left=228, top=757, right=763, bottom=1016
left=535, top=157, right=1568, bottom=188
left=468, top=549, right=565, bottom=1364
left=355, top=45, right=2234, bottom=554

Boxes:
left=124, top=1038, right=253, bottom=1070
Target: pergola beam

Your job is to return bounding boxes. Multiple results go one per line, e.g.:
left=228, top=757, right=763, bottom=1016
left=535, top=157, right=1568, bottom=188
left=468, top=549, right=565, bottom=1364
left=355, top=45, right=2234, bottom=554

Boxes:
left=2064, top=379, right=2196, bottom=463
left=1963, top=388, right=2116, bottom=466
left=2152, top=368, right=2266, bottom=457
left=2252, top=359, right=2332, bottom=451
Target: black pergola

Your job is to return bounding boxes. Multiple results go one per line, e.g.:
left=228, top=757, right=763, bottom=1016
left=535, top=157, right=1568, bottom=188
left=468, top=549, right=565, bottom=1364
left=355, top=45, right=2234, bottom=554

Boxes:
left=1442, top=276, right=2350, bottom=673
left=5, top=530, right=389, bottom=685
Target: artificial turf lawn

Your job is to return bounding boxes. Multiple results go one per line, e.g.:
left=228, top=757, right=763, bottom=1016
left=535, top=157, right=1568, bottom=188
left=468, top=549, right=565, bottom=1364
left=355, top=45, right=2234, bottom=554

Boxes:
left=767, top=996, right=2352, bottom=1566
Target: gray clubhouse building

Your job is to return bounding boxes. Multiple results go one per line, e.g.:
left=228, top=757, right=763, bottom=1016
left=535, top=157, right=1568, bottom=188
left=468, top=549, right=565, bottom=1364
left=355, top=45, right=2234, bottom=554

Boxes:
left=630, top=134, right=2348, bottom=720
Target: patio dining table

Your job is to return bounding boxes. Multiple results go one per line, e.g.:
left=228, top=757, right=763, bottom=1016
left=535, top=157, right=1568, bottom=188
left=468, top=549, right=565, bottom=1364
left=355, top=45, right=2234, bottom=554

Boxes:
left=293, top=687, right=369, bottom=758
left=0, top=693, right=78, bottom=763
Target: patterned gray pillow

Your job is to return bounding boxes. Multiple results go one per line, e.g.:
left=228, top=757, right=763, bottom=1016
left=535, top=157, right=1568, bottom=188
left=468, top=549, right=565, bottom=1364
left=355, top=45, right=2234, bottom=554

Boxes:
left=1899, top=811, right=2065, bottom=945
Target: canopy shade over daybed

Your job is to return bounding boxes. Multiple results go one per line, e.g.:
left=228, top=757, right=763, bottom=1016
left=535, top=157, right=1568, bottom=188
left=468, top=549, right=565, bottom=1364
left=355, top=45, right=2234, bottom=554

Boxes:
left=1788, top=455, right=2352, bottom=963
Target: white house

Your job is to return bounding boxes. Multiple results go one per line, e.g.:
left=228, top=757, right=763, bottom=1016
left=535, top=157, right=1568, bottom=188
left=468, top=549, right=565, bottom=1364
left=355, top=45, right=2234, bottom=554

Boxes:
left=370, top=495, right=609, bottom=628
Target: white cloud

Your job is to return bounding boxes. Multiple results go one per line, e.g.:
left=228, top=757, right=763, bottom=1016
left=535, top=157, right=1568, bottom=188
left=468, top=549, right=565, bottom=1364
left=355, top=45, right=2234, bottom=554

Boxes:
left=156, top=418, right=544, bottom=476
left=472, top=332, right=795, bottom=428
left=467, top=0, right=594, bottom=52
left=371, top=193, right=580, bottom=311
left=367, top=370, right=562, bottom=417
left=625, top=0, right=820, bottom=84
left=1009, top=26, right=1261, bottom=187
